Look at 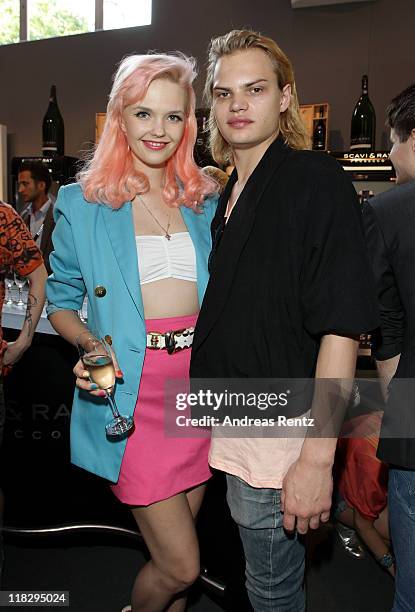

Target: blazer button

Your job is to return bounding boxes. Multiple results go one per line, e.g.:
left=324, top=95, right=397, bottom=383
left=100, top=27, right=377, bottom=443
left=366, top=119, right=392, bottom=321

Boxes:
left=94, top=285, right=106, bottom=297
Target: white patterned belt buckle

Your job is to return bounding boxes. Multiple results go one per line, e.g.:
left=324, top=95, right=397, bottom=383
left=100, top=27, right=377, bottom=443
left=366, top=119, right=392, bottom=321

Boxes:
left=146, top=327, right=194, bottom=354
left=148, top=331, right=163, bottom=349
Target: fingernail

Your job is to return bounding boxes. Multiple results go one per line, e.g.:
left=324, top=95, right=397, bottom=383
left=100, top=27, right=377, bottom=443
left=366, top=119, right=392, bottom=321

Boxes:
left=116, top=370, right=124, bottom=378
left=90, top=383, right=98, bottom=390
left=98, top=390, right=106, bottom=397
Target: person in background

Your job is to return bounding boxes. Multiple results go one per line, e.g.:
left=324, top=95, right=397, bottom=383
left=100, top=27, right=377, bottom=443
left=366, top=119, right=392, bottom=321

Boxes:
left=190, top=29, right=379, bottom=611
left=0, top=200, right=47, bottom=412
left=18, top=160, right=55, bottom=274
left=0, top=200, right=47, bottom=583
left=333, top=410, right=392, bottom=576
left=202, top=165, right=229, bottom=192
left=46, top=53, right=217, bottom=612
left=363, top=83, right=415, bottom=611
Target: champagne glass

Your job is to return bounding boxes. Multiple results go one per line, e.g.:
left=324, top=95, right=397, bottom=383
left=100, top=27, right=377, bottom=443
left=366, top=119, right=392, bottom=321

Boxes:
left=77, top=332, right=134, bottom=437
left=78, top=296, right=88, bottom=324
left=14, top=273, right=27, bottom=306
left=4, top=275, right=15, bottom=305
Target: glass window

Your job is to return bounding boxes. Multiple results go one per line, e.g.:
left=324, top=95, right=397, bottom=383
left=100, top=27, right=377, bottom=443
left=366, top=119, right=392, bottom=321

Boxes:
left=0, top=0, right=20, bottom=45
left=103, top=0, right=152, bottom=30
left=28, top=0, right=95, bottom=41
left=0, top=1, right=152, bottom=46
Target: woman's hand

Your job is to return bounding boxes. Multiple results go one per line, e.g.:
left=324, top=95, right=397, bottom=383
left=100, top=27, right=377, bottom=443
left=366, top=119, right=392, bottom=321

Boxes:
left=73, top=358, right=106, bottom=397
left=3, top=339, right=30, bottom=367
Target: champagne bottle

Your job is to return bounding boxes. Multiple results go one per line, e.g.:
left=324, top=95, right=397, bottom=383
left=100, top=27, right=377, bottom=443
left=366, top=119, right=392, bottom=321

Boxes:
left=42, top=85, right=64, bottom=157
left=312, top=106, right=326, bottom=151
left=350, top=75, right=376, bottom=151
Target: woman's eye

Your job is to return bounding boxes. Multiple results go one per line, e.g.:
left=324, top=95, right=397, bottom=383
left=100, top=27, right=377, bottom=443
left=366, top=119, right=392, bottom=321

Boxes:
left=135, top=111, right=149, bottom=119
left=168, top=114, right=183, bottom=122
left=215, top=91, right=229, bottom=99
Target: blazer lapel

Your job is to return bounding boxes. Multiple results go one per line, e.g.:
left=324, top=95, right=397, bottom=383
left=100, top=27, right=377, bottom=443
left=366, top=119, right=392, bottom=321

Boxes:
left=21, top=209, right=30, bottom=229
left=181, top=203, right=214, bottom=307
left=100, top=202, right=144, bottom=320
left=193, top=137, right=292, bottom=353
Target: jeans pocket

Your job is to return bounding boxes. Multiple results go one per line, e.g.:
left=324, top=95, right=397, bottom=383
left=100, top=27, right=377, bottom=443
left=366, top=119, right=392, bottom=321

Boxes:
left=226, top=474, right=281, bottom=529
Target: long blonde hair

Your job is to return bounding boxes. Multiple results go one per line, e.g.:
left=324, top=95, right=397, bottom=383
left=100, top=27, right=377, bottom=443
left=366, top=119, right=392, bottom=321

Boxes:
left=204, top=30, right=311, bottom=166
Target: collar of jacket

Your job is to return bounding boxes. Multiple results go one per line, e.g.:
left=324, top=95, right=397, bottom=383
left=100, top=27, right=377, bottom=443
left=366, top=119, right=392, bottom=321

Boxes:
left=212, top=134, right=291, bottom=234
left=193, top=135, right=293, bottom=354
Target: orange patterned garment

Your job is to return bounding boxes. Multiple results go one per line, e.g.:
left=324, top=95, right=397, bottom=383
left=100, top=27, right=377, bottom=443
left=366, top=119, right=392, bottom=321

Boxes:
left=0, top=203, right=43, bottom=366
left=335, top=411, right=388, bottom=521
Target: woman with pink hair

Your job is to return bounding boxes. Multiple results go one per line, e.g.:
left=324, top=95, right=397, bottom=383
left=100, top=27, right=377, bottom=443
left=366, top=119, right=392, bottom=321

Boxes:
left=46, top=53, right=218, bottom=611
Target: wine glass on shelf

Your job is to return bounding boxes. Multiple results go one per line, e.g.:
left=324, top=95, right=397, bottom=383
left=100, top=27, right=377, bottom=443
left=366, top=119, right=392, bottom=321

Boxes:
left=4, top=274, right=15, bottom=305
left=78, top=296, right=88, bottom=324
left=76, top=332, right=134, bottom=437
left=14, top=273, right=27, bottom=307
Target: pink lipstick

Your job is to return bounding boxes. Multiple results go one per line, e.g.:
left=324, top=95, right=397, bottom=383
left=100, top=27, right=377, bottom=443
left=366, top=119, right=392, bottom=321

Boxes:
left=142, top=140, right=169, bottom=150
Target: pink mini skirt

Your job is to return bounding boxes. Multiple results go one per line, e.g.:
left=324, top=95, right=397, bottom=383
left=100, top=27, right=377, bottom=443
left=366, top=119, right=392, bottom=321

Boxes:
left=111, top=313, right=212, bottom=506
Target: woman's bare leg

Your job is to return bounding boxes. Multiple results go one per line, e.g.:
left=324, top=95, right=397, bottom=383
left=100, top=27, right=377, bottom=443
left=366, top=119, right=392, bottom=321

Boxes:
left=130, top=483, right=206, bottom=612
left=374, top=506, right=391, bottom=544
left=163, top=485, right=206, bottom=612
left=353, top=508, right=395, bottom=577
left=336, top=506, right=354, bottom=528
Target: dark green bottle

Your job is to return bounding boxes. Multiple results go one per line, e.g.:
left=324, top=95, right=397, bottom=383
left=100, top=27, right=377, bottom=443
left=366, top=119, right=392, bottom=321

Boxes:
left=350, top=75, right=376, bottom=151
left=312, top=106, right=326, bottom=151
left=42, top=85, right=64, bottom=157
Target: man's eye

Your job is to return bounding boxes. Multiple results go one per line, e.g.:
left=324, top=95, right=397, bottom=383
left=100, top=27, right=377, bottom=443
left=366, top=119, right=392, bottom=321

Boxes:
left=215, top=91, right=229, bottom=99
left=251, top=87, right=263, bottom=94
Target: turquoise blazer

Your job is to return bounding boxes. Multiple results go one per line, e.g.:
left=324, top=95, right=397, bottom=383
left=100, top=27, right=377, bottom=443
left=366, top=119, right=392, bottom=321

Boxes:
left=46, top=183, right=218, bottom=482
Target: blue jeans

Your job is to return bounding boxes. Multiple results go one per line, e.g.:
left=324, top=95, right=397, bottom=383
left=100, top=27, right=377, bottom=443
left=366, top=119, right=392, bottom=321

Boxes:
left=389, top=468, right=415, bottom=612
left=226, top=474, right=305, bottom=612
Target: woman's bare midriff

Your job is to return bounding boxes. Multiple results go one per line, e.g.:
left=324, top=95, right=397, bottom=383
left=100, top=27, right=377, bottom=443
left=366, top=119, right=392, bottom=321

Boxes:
left=141, top=277, right=199, bottom=319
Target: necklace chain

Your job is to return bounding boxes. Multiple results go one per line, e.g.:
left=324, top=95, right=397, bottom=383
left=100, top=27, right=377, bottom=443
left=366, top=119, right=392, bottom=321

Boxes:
left=137, top=194, right=171, bottom=240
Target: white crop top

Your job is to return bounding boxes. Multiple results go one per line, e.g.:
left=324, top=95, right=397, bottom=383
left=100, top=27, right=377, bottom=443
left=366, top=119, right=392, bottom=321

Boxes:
left=135, top=231, right=197, bottom=285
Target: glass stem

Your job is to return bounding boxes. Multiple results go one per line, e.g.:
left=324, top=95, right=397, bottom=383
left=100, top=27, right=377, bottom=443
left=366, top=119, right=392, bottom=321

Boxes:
left=106, top=391, right=121, bottom=419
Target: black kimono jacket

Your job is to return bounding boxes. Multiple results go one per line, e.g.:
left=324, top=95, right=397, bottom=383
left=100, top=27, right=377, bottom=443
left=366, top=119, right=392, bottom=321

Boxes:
left=190, top=136, right=379, bottom=417
left=363, top=180, right=415, bottom=469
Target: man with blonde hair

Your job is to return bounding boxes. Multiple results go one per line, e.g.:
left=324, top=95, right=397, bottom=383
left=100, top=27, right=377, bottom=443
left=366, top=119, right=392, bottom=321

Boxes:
left=191, top=30, right=378, bottom=610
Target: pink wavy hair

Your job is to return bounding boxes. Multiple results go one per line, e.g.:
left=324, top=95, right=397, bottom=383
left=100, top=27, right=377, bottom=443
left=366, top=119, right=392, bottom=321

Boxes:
left=77, top=53, right=216, bottom=208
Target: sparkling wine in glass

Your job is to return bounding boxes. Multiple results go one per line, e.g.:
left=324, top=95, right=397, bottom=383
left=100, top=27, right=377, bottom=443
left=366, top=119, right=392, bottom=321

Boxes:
left=77, top=333, right=134, bottom=437
left=82, top=353, right=116, bottom=391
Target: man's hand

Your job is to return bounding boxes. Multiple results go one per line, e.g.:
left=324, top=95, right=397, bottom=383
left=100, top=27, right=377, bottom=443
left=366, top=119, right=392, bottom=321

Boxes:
left=3, top=338, right=30, bottom=367
left=376, top=355, right=400, bottom=402
left=281, top=457, right=333, bottom=534
left=280, top=334, right=358, bottom=535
